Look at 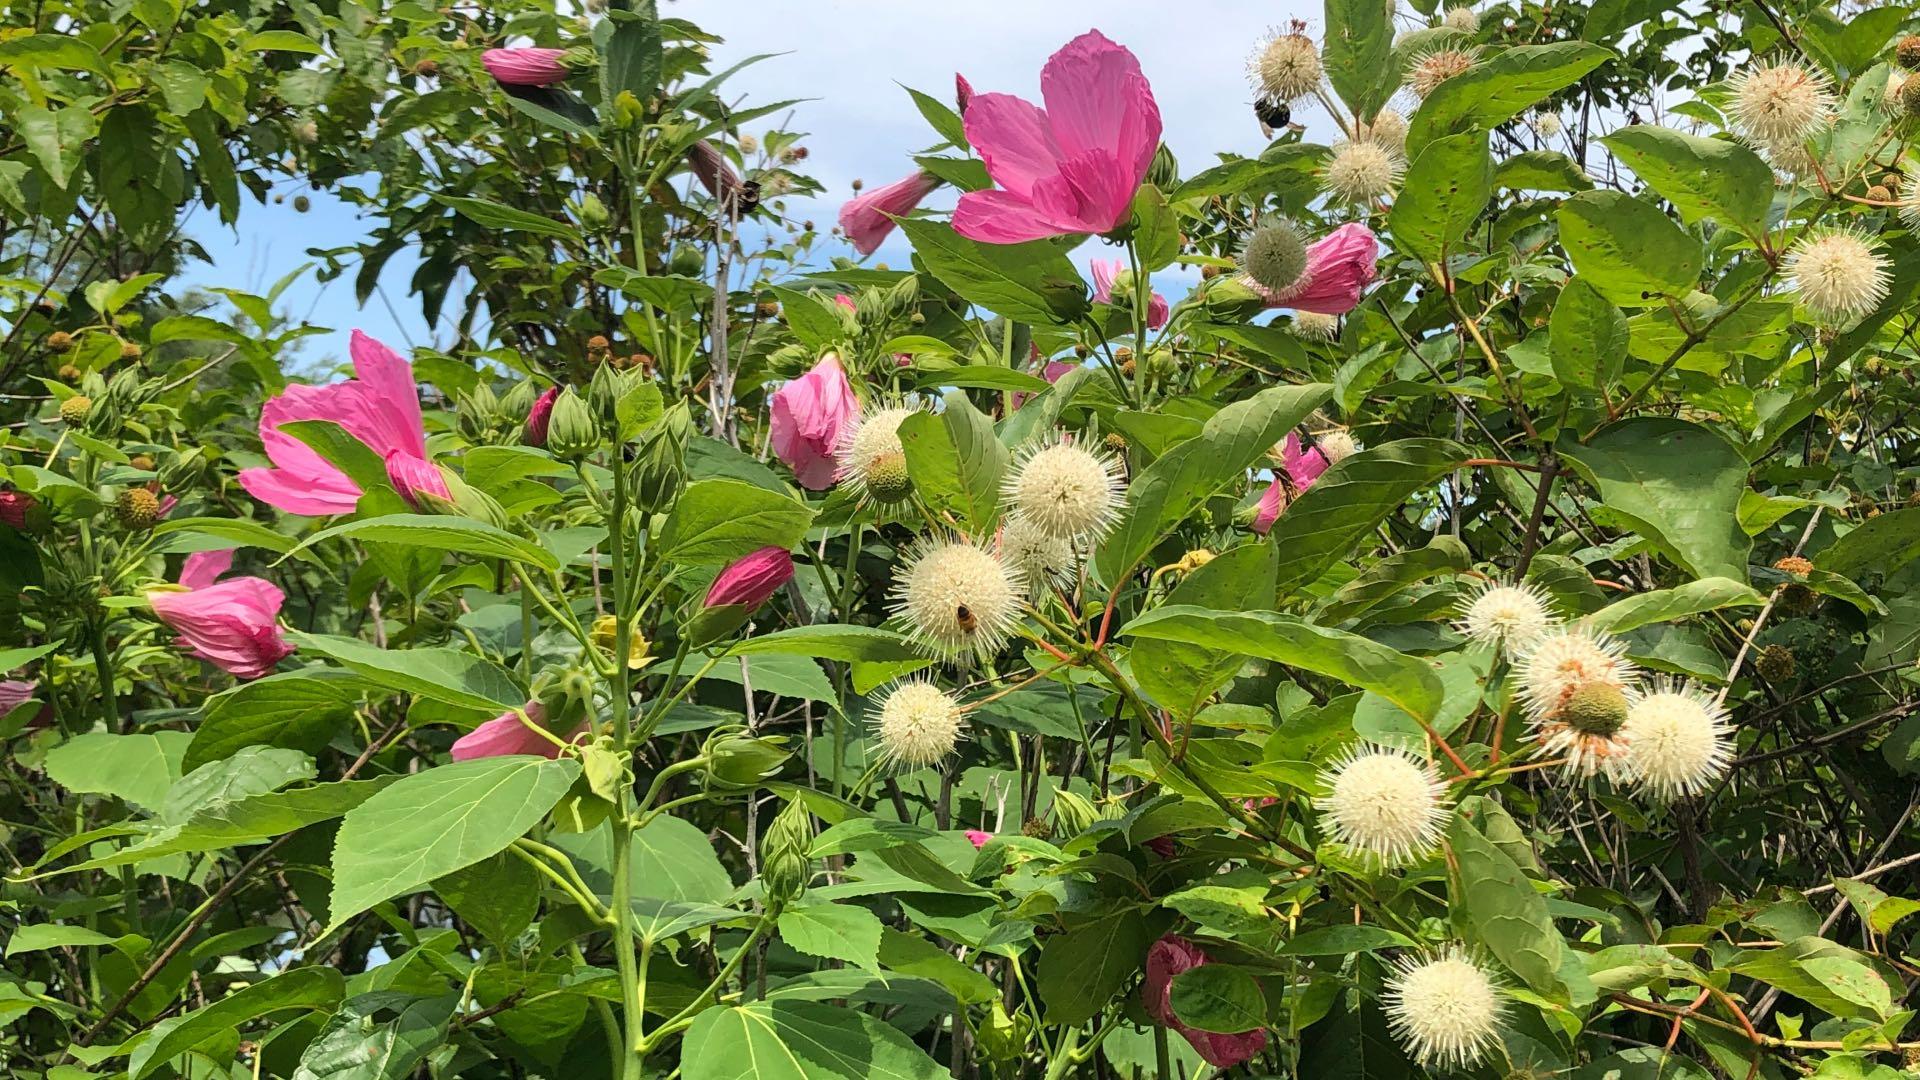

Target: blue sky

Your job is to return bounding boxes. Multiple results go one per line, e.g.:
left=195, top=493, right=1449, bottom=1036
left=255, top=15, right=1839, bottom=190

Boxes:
left=182, top=1, right=1323, bottom=365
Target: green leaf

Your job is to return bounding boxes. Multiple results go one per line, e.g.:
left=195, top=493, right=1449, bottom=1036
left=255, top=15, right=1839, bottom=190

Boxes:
left=1389, top=130, right=1493, bottom=264
left=1548, top=278, right=1630, bottom=391
left=16, top=104, right=94, bottom=189
left=152, top=515, right=303, bottom=558
left=128, top=968, right=344, bottom=1079
left=1560, top=418, right=1751, bottom=582
left=1036, top=910, right=1148, bottom=1026
left=878, top=927, right=998, bottom=1004
left=44, top=731, right=191, bottom=811
left=294, top=513, right=559, bottom=571
left=327, top=756, right=580, bottom=932
left=1492, top=149, right=1593, bottom=192
left=769, top=286, right=847, bottom=350
left=679, top=1000, right=948, bottom=1080
left=1133, top=543, right=1279, bottom=719
left=895, top=391, right=1006, bottom=532
left=906, top=86, right=966, bottom=148
left=434, top=851, right=541, bottom=948
left=898, top=218, right=1087, bottom=325
left=1130, top=185, right=1180, bottom=272
left=1267, top=439, right=1470, bottom=597
left=49, top=779, right=396, bottom=874
left=554, top=815, right=735, bottom=909
left=1447, top=811, right=1564, bottom=997
left=160, top=746, right=315, bottom=824
left=1601, top=125, right=1772, bottom=234
left=1122, top=605, right=1445, bottom=723
left=779, top=903, right=884, bottom=974
left=1323, top=0, right=1397, bottom=118
left=244, top=29, right=324, bottom=53
left=1586, top=578, right=1765, bottom=633
left=599, top=8, right=663, bottom=102
left=292, top=992, right=456, bottom=1080
left=1557, top=190, right=1702, bottom=306
left=595, top=268, right=714, bottom=314
left=1169, top=965, right=1266, bottom=1034
left=1096, top=384, right=1330, bottom=581
left=433, top=195, right=580, bottom=242
left=186, top=669, right=375, bottom=772
left=1726, top=938, right=1894, bottom=1020
left=657, top=478, right=814, bottom=567
left=0, top=33, right=107, bottom=73
left=1407, top=41, right=1613, bottom=156
left=285, top=632, right=526, bottom=712
left=1819, top=507, right=1920, bottom=580
left=6, top=924, right=130, bottom=958
left=276, top=419, right=389, bottom=495
left=728, top=626, right=920, bottom=664
left=909, top=365, right=1050, bottom=393
left=1278, top=924, right=1418, bottom=955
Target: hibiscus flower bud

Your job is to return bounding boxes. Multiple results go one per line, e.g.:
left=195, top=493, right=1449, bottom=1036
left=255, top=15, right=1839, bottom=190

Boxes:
left=704, top=728, right=793, bottom=788
left=760, top=797, right=814, bottom=906
left=546, top=388, right=599, bottom=461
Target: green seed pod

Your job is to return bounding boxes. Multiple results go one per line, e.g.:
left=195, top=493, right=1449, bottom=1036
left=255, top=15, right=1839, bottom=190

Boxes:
left=546, top=388, right=599, bottom=461
left=760, top=797, right=814, bottom=906
left=1558, top=682, right=1629, bottom=738
left=1049, top=787, right=1098, bottom=838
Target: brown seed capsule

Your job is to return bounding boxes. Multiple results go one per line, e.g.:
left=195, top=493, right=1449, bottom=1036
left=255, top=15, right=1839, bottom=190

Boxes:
left=415, top=58, right=439, bottom=77
left=1898, top=35, right=1920, bottom=70
left=1772, top=555, right=1813, bottom=577
left=58, top=395, right=91, bottom=425
left=1754, top=643, right=1797, bottom=684
left=120, top=341, right=142, bottom=360
left=129, top=454, right=154, bottom=471
left=114, top=487, right=162, bottom=530
left=57, top=364, right=81, bottom=382
left=1868, top=184, right=1893, bottom=202
left=46, top=331, right=72, bottom=353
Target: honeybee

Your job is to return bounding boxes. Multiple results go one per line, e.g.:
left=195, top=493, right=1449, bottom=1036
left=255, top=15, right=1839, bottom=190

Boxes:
left=954, top=605, right=977, bottom=633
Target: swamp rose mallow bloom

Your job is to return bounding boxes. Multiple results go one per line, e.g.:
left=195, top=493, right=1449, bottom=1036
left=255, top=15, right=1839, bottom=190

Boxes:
left=0, top=489, right=35, bottom=529
left=705, top=547, right=795, bottom=611
left=452, top=702, right=582, bottom=761
left=239, top=330, right=429, bottom=517
left=1143, top=935, right=1271, bottom=1068
left=147, top=550, right=294, bottom=680
left=1251, top=222, right=1379, bottom=315
left=838, top=171, right=943, bottom=255
left=1252, top=432, right=1333, bottom=536
left=525, top=386, right=559, bottom=448
left=951, top=30, right=1163, bottom=244
left=965, top=829, right=993, bottom=848
left=482, top=47, right=569, bottom=87
left=1089, top=259, right=1168, bottom=329
left=769, top=353, right=858, bottom=490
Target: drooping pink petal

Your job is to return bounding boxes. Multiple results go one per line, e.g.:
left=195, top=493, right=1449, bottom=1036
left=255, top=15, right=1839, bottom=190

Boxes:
left=1088, top=259, right=1169, bottom=329
left=451, top=703, right=570, bottom=761
left=1040, top=30, right=1162, bottom=187
left=482, top=47, right=568, bottom=87
left=833, top=293, right=856, bottom=311
left=769, top=354, right=858, bottom=491
left=705, top=547, right=795, bottom=609
left=953, top=189, right=1075, bottom=244
left=839, top=171, right=943, bottom=256
left=1281, top=432, right=1332, bottom=487
left=349, top=330, right=429, bottom=461
left=1142, top=935, right=1268, bottom=1068
left=178, top=549, right=235, bottom=591
left=148, top=577, right=294, bottom=680
left=1260, top=223, right=1379, bottom=315
left=963, top=92, right=1064, bottom=200
left=1252, top=480, right=1286, bottom=536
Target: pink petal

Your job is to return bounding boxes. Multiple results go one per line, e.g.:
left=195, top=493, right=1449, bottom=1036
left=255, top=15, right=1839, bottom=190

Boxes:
left=1282, top=432, right=1332, bottom=487
left=1040, top=30, right=1161, bottom=187
left=953, top=189, right=1075, bottom=244
left=481, top=47, right=568, bottom=87
left=963, top=92, right=1064, bottom=200
left=451, top=709, right=563, bottom=761
left=349, top=331, right=428, bottom=461
left=1181, top=1026, right=1268, bottom=1069
left=1043, top=149, right=1137, bottom=234
left=178, top=549, right=235, bottom=591
left=148, top=577, right=292, bottom=680
left=1088, top=259, right=1119, bottom=303
left=385, top=451, right=450, bottom=511
left=838, top=171, right=942, bottom=256
left=964, top=829, right=993, bottom=848
left=769, top=354, right=857, bottom=491
left=1252, top=480, right=1285, bottom=536
left=1274, top=223, right=1380, bottom=315
left=238, top=463, right=360, bottom=518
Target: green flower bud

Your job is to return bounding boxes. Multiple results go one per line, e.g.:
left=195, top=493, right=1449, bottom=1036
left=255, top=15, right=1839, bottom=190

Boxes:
left=1147, top=143, right=1180, bottom=190
left=587, top=361, right=632, bottom=428
left=668, top=243, right=705, bottom=277
left=629, top=402, right=690, bottom=514
left=760, top=797, right=814, bottom=906
left=704, top=727, right=793, bottom=789
left=456, top=383, right=501, bottom=441
left=1049, top=787, right=1098, bottom=838
left=577, top=192, right=611, bottom=232
left=975, top=1002, right=1032, bottom=1062
left=498, top=379, right=538, bottom=426
left=546, top=388, right=599, bottom=461
left=1202, top=275, right=1266, bottom=321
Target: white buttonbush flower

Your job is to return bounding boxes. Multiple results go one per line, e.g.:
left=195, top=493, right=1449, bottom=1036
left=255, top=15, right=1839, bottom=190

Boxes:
left=837, top=403, right=918, bottom=504
left=1784, top=228, right=1892, bottom=325
left=997, top=516, right=1077, bottom=595
left=1249, top=27, right=1322, bottom=105
left=1407, top=47, right=1478, bottom=98
left=1517, top=626, right=1639, bottom=779
left=1621, top=681, right=1733, bottom=798
left=1322, top=140, right=1403, bottom=203
left=1384, top=947, right=1507, bottom=1070
left=873, top=681, right=966, bottom=768
left=1442, top=5, right=1479, bottom=32
left=1318, top=744, right=1450, bottom=864
left=1530, top=110, right=1564, bottom=138
left=1726, top=59, right=1835, bottom=146
left=891, top=536, right=1024, bottom=659
left=1003, top=436, right=1125, bottom=541
left=1900, top=173, right=1920, bottom=230
left=1456, top=579, right=1557, bottom=653
left=1291, top=311, right=1341, bottom=341
left=1316, top=429, right=1359, bottom=464
left=1357, top=107, right=1408, bottom=149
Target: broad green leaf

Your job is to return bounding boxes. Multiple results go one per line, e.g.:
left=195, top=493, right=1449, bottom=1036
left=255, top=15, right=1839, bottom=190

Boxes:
left=433, top=851, right=541, bottom=948
left=896, top=391, right=1005, bottom=532
left=1278, top=924, right=1417, bottom=955
left=897, top=218, right=1087, bottom=325
left=1549, top=278, right=1629, bottom=391
left=6, top=924, right=132, bottom=958
left=292, top=992, right=456, bottom=1080
left=16, top=104, right=94, bottom=188
left=1586, top=578, right=1765, bottom=633
left=1131, top=185, right=1180, bottom=272
left=1447, top=812, right=1564, bottom=997
left=1407, top=41, right=1613, bottom=156
left=244, top=29, right=324, bottom=53
left=1832, top=878, right=1920, bottom=936
left=877, top=927, right=998, bottom=1004
left=727, top=625, right=920, bottom=663
left=910, top=365, right=1050, bottom=394
left=1036, top=910, right=1148, bottom=1026
left=1323, top=0, right=1397, bottom=118
left=44, top=731, right=191, bottom=811
left=779, top=903, right=884, bottom=973
left=1133, top=543, right=1278, bottom=719
left=1266, top=438, right=1470, bottom=597
left=160, top=746, right=315, bottom=824
left=326, top=756, right=581, bottom=932
left=679, top=1000, right=948, bottom=1080
left=1169, top=965, right=1266, bottom=1034
left=294, top=513, right=559, bottom=571
left=1726, top=938, right=1894, bottom=1020
left=186, top=669, right=375, bottom=772
left=433, top=195, right=580, bottom=242
left=0, top=33, right=107, bottom=73
left=657, top=478, right=814, bottom=566
left=153, top=515, right=304, bottom=558
left=1601, top=125, right=1772, bottom=234
left=276, top=419, right=389, bottom=495
left=49, top=779, right=396, bottom=874
left=1560, top=418, right=1751, bottom=582
left=1819, top=507, right=1920, bottom=580
left=1122, top=605, right=1445, bottom=723
left=769, top=286, right=847, bottom=350
left=1390, top=130, right=1493, bottom=264
left=129, top=968, right=344, bottom=1079
left=285, top=632, right=525, bottom=712
left=1557, top=190, right=1702, bottom=306
left=599, top=8, right=663, bottom=101
left=1097, top=384, right=1330, bottom=580
left=1492, top=149, right=1593, bottom=192
left=554, top=815, right=735, bottom=907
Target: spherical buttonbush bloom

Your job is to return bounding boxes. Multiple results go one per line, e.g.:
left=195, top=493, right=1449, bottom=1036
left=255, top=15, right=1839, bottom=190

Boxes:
left=1322, top=139, right=1403, bottom=203
left=873, top=681, right=966, bottom=768
left=1089, top=259, right=1168, bottom=329
left=1384, top=946, right=1506, bottom=1069
left=1248, top=27, right=1321, bottom=105
left=951, top=30, right=1163, bottom=243
left=1317, top=744, right=1450, bottom=864
left=1621, top=681, right=1733, bottom=798
left=892, top=536, right=1024, bottom=659
left=997, top=516, right=1077, bottom=593
left=1517, top=626, right=1639, bottom=778
left=482, top=47, right=569, bottom=87
left=1247, top=222, right=1379, bottom=314
left=705, top=547, right=795, bottom=611
left=838, top=171, right=942, bottom=255
left=1317, top=429, right=1359, bottom=464
left=1240, top=220, right=1309, bottom=294
left=1785, top=228, right=1892, bottom=325
left=240, top=330, right=428, bottom=517
left=769, top=352, right=859, bottom=490
left=1456, top=579, right=1557, bottom=653
left=1142, top=935, right=1270, bottom=1068
left=1003, top=436, right=1125, bottom=541
left=1442, top=5, right=1480, bottom=32
left=1727, top=59, right=1834, bottom=147
left=1358, top=107, right=1409, bottom=149
left=1408, top=47, right=1478, bottom=97
left=1291, top=311, right=1340, bottom=341
left=837, top=402, right=918, bottom=504
left=524, top=385, right=559, bottom=448
left=147, top=550, right=293, bottom=680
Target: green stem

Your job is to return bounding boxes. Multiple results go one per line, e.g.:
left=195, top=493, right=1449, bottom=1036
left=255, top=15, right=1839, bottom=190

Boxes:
left=89, top=621, right=119, bottom=730
left=639, top=912, right=775, bottom=1053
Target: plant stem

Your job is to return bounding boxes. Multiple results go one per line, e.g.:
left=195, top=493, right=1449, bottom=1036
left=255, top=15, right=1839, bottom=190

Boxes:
left=607, top=448, right=644, bottom=1080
